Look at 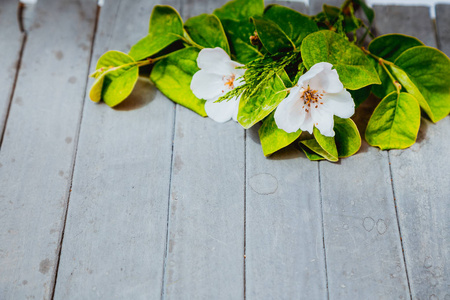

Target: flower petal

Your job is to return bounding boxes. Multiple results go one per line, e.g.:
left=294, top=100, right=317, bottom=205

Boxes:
left=309, top=66, right=343, bottom=94
left=197, top=47, right=234, bottom=74
left=205, top=98, right=239, bottom=123
left=190, top=70, right=227, bottom=101
left=299, top=113, right=314, bottom=134
left=311, top=107, right=335, bottom=137
left=274, top=87, right=306, bottom=133
left=298, top=63, right=326, bottom=87
left=322, top=90, right=355, bottom=119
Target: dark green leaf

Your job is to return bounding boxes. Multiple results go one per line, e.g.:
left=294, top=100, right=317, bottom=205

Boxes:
left=349, top=85, right=371, bottom=108
left=301, top=30, right=381, bottom=90
left=213, top=0, right=264, bottom=21
left=251, top=16, right=295, bottom=54
left=129, top=5, right=184, bottom=61
left=150, top=47, right=207, bottom=116
left=259, top=111, right=302, bottom=156
left=264, top=5, right=319, bottom=48
left=184, top=14, right=230, bottom=55
left=365, top=92, right=420, bottom=150
left=220, top=19, right=263, bottom=64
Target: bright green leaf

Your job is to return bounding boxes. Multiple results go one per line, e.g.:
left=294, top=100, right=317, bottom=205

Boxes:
left=129, top=5, right=184, bottom=61
left=89, top=50, right=139, bottom=107
left=334, top=117, right=361, bottom=157
left=368, top=34, right=424, bottom=98
left=150, top=47, right=207, bottom=116
left=392, top=46, right=450, bottom=123
left=264, top=4, right=319, bottom=48
left=313, top=127, right=338, bottom=161
left=251, top=16, right=295, bottom=54
left=259, top=111, right=302, bottom=156
left=299, top=140, right=326, bottom=161
left=213, top=0, right=264, bottom=21
left=237, top=73, right=287, bottom=129
left=301, top=30, right=381, bottom=90
left=184, top=14, right=230, bottom=55
left=365, top=92, right=420, bottom=150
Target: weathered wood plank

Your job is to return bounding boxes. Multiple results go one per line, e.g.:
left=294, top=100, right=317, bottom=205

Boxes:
left=0, top=0, right=97, bottom=299
left=161, top=1, right=245, bottom=298
left=0, top=0, right=24, bottom=143
left=52, top=0, right=180, bottom=299
left=245, top=2, right=327, bottom=299
left=376, top=5, right=450, bottom=299
left=309, top=0, right=343, bottom=15
left=307, top=0, right=411, bottom=298
left=246, top=129, right=328, bottom=299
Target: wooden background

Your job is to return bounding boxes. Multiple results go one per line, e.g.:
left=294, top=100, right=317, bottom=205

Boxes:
left=0, top=0, right=448, bottom=299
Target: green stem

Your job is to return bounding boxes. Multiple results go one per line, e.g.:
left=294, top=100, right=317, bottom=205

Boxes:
left=361, top=47, right=402, bottom=93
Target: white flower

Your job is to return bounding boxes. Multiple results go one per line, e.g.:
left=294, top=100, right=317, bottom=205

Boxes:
left=190, top=47, right=246, bottom=123
left=274, top=62, right=355, bottom=137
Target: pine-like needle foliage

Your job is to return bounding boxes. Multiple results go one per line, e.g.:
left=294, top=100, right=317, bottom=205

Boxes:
left=217, top=50, right=302, bottom=103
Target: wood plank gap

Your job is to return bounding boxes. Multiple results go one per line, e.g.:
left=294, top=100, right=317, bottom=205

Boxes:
left=387, top=151, right=413, bottom=300
left=160, top=106, right=178, bottom=300
left=243, top=129, right=247, bottom=300
left=0, top=3, right=27, bottom=149
left=317, top=162, right=330, bottom=300
left=49, top=4, right=102, bottom=300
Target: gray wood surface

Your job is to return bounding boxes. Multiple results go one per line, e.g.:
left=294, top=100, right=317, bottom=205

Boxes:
left=246, top=128, right=328, bottom=299
left=307, top=0, right=411, bottom=298
left=0, top=0, right=97, bottom=299
left=52, top=0, right=179, bottom=299
left=245, top=2, right=327, bottom=299
left=309, top=0, right=343, bottom=15
left=0, top=0, right=24, bottom=143
left=374, top=5, right=450, bottom=300
left=162, top=1, right=245, bottom=298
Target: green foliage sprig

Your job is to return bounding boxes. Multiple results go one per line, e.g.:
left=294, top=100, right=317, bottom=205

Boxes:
left=88, top=0, right=450, bottom=162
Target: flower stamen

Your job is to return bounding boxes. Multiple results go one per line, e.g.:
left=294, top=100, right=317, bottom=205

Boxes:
left=223, top=74, right=236, bottom=90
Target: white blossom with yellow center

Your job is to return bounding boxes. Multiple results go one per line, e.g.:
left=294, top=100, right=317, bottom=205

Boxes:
left=274, top=62, right=355, bottom=137
left=190, top=47, right=246, bottom=123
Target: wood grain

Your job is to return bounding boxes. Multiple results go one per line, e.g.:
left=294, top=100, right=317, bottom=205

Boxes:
left=308, top=0, right=411, bottom=299
left=375, top=5, right=450, bottom=300
left=0, top=0, right=24, bottom=142
left=0, top=0, right=97, bottom=299
left=161, top=1, right=245, bottom=299
left=53, top=0, right=180, bottom=299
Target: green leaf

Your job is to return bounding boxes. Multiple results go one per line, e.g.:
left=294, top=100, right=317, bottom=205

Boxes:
left=220, top=19, right=263, bottom=64
left=264, top=5, right=319, bottom=48
left=299, top=140, right=326, bottom=161
left=368, top=34, right=424, bottom=98
left=237, top=73, right=287, bottom=129
left=313, top=127, right=338, bottom=161
left=391, top=46, right=450, bottom=123
left=89, top=50, right=139, bottom=107
left=334, top=117, right=361, bottom=157
left=251, top=16, right=295, bottom=54
left=184, top=14, right=230, bottom=55
left=150, top=47, right=206, bottom=116
left=258, top=111, right=302, bottom=156
left=213, top=0, right=264, bottom=21
left=301, top=30, right=381, bottom=90
left=129, top=5, right=184, bottom=61
left=365, top=92, right=420, bottom=150
left=351, top=0, right=374, bottom=24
